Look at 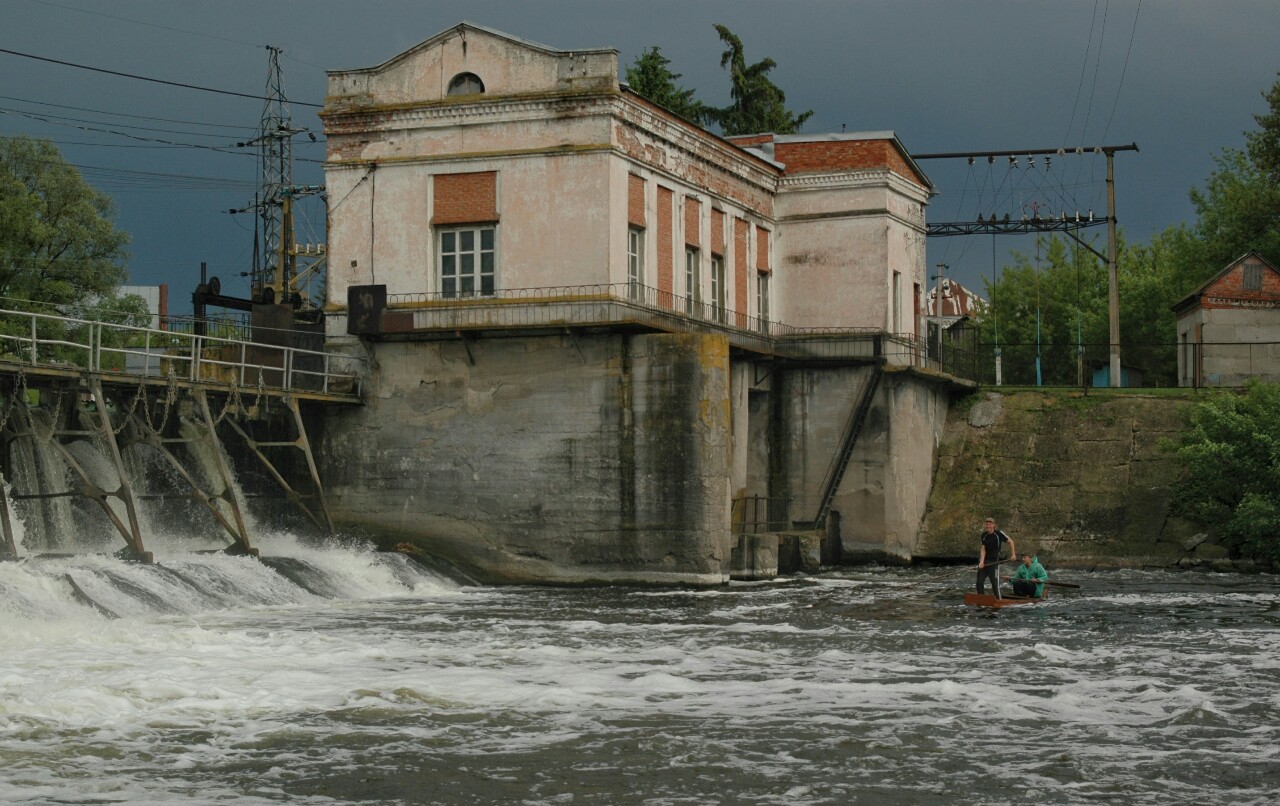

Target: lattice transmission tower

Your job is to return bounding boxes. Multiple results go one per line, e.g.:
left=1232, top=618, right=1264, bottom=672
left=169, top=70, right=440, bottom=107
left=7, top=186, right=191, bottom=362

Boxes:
left=233, top=46, right=323, bottom=306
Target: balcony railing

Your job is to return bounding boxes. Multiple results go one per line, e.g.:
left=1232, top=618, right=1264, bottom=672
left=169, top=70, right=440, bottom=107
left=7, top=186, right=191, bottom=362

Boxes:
left=376, top=283, right=971, bottom=377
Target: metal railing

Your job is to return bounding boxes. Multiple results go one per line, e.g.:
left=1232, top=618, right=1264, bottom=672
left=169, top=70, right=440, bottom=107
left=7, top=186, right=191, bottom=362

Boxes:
left=382, top=283, right=967, bottom=374
left=939, top=330, right=1280, bottom=389
left=0, top=307, right=362, bottom=397
left=731, top=495, right=793, bottom=535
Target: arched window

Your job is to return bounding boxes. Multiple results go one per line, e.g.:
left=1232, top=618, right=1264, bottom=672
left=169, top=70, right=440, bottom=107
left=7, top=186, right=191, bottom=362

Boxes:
left=447, top=72, right=484, bottom=96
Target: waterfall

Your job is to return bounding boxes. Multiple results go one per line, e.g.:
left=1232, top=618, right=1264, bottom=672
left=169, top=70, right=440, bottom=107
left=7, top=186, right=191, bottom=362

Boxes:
left=6, top=407, right=76, bottom=552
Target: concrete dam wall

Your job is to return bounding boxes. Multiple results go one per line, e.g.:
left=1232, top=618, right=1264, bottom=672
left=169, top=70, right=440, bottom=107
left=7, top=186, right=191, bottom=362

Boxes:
left=914, top=391, right=1209, bottom=569
left=315, top=332, right=733, bottom=585
left=313, top=330, right=958, bottom=585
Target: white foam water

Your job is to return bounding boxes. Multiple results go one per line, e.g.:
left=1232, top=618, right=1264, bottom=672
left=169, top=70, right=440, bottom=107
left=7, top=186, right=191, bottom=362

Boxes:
left=0, top=561, right=1276, bottom=804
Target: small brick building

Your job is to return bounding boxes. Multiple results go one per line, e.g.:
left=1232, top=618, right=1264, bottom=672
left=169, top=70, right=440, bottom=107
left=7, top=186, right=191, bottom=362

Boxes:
left=1172, top=251, right=1280, bottom=387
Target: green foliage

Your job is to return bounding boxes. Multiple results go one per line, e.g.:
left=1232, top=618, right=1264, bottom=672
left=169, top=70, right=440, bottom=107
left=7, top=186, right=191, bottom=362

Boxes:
left=1245, top=70, right=1280, bottom=184
left=0, top=136, right=143, bottom=369
left=625, top=47, right=710, bottom=125
left=967, top=234, right=1155, bottom=385
left=708, top=24, right=812, bottom=136
left=1172, top=380, right=1280, bottom=561
left=1185, top=147, right=1280, bottom=270
left=0, top=136, right=130, bottom=309
left=965, top=71, right=1280, bottom=388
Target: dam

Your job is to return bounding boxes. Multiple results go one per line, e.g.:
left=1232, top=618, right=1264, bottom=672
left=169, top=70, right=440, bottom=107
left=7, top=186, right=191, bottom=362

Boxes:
left=1, top=22, right=979, bottom=585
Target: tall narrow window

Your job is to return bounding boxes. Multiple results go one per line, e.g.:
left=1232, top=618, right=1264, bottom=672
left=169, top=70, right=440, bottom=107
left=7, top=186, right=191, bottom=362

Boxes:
left=685, top=247, right=701, bottom=316
left=628, top=227, right=645, bottom=300
left=711, top=255, right=726, bottom=323
left=892, top=271, right=902, bottom=333
left=756, top=271, right=770, bottom=333
left=439, top=226, right=495, bottom=298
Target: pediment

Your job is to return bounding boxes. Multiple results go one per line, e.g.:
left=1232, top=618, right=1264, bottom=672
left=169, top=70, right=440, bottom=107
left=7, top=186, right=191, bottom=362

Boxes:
left=326, top=22, right=618, bottom=108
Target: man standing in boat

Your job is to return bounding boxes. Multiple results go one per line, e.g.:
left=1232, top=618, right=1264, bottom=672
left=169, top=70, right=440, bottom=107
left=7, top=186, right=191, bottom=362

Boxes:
left=1007, top=553, right=1048, bottom=598
left=977, top=517, right=1015, bottom=599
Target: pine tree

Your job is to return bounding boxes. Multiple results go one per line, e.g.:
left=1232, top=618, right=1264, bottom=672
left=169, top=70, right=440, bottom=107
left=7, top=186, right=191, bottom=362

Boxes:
left=708, top=25, right=812, bottom=136
left=625, top=47, right=709, bottom=126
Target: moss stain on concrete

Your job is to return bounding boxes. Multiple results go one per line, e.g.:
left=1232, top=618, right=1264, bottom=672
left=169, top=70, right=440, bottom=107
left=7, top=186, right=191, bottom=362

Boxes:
left=917, top=390, right=1201, bottom=569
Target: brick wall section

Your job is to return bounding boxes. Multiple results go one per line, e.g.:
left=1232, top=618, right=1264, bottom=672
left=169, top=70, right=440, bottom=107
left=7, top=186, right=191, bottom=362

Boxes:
left=628, top=174, right=646, bottom=228
left=774, top=140, right=927, bottom=188
left=658, top=187, right=673, bottom=305
left=684, top=197, right=701, bottom=248
left=734, top=218, right=749, bottom=326
left=614, top=118, right=776, bottom=217
left=1200, top=260, right=1280, bottom=309
left=725, top=134, right=776, bottom=148
left=756, top=228, right=770, bottom=272
left=432, top=171, right=498, bottom=225
left=711, top=209, right=725, bottom=256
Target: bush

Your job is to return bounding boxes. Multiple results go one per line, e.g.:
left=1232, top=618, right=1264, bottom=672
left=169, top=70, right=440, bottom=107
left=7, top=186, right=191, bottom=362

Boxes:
left=1172, top=380, right=1280, bottom=561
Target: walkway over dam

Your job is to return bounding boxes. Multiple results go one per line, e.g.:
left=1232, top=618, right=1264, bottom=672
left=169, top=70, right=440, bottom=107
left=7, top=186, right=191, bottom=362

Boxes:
left=0, top=307, right=363, bottom=564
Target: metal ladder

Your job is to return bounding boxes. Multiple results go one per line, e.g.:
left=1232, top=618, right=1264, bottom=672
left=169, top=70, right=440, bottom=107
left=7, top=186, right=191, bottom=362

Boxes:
left=813, top=361, right=884, bottom=528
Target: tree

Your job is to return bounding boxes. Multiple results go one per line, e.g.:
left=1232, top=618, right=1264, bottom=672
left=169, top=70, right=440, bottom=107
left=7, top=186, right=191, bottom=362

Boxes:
left=0, top=135, right=130, bottom=310
left=708, top=25, right=812, bottom=136
left=625, top=47, right=710, bottom=125
left=1245, top=70, right=1280, bottom=183
left=1171, top=380, right=1280, bottom=562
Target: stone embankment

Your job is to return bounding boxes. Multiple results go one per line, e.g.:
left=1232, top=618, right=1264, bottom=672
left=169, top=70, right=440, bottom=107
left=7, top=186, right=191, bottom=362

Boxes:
left=914, top=390, right=1256, bottom=571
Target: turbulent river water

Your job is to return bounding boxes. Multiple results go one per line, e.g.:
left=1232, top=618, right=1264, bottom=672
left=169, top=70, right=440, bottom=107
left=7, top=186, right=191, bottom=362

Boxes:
left=1, top=536, right=1276, bottom=805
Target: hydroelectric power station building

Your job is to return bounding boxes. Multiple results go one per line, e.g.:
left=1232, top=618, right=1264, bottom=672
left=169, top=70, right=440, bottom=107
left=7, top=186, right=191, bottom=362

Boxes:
left=314, top=23, right=971, bottom=584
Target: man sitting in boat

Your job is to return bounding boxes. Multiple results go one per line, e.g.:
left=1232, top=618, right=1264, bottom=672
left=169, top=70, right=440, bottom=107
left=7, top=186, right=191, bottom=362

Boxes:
left=1006, top=553, right=1048, bottom=598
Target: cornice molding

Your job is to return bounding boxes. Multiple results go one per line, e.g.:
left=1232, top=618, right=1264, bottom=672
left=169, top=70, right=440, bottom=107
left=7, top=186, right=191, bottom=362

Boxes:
left=322, top=90, right=618, bottom=132
left=779, top=169, right=931, bottom=203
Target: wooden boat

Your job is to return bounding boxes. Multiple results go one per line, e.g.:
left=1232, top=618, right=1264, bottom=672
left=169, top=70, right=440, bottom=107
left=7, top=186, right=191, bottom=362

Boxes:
left=963, top=592, right=1045, bottom=608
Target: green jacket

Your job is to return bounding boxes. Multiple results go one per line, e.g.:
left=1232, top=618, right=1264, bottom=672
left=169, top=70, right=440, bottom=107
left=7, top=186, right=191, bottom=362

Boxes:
left=1012, top=557, right=1048, bottom=597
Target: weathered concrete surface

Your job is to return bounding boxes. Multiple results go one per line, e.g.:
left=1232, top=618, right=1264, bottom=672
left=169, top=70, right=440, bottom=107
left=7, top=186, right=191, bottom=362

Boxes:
left=315, top=332, right=732, bottom=585
left=915, top=391, right=1198, bottom=568
left=772, top=364, right=953, bottom=563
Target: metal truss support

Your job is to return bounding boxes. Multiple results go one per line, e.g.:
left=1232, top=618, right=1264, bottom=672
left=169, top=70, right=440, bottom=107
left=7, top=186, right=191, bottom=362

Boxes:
left=221, top=395, right=333, bottom=534
left=16, top=382, right=152, bottom=562
left=926, top=217, right=1109, bottom=238
left=129, top=391, right=256, bottom=557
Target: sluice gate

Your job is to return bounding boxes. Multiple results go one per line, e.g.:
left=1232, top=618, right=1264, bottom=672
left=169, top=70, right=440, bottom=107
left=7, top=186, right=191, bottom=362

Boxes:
left=0, top=306, right=363, bottom=563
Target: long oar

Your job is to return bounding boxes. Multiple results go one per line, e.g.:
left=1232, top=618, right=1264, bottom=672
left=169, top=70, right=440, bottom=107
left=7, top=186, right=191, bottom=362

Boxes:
left=920, top=558, right=1012, bottom=585
left=1043, top=580, right=1081, bottom=589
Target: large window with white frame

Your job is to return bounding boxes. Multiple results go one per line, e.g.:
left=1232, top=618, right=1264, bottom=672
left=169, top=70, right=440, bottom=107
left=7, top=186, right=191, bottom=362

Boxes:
left=628, top=227, right=645, bottom=300
left=439, top=226, right=495, bottom=298
left=685, top=246, right=700, bottom=316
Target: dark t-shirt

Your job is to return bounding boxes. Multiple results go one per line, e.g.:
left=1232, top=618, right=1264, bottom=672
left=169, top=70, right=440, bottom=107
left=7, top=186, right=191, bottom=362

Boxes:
left=980, top=530, right=1009, bottom=562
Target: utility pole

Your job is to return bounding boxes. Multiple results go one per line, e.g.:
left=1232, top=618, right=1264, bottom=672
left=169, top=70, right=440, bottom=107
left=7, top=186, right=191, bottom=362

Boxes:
left=911, top=142, right=1138, bottom=388
left=1106, top=148, right=1120, bottom=387
left=931, top=262, right=948, bottom=364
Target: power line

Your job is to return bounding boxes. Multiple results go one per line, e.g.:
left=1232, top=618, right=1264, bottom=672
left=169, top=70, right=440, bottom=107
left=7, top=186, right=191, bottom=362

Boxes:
left=0, top=46, right=323, bottom=108
left=1, top=107, right=256, bottom=158
left=1063, top=0, right=1102, bottom=146
left=0, top=107, right=249, bottom=140
left=0, top=94, right=259, bottom=132
left=20, top=0, right=266, bottom=50
left=18, top=0, right=328, bottom=72
left=1100, top=0, right=1143, bottom=144
left=1, top=109, right=324, bottom=163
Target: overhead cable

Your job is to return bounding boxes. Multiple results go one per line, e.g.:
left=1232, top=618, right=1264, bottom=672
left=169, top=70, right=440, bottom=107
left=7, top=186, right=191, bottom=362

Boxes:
left=0, top=46, right=323, bottom=108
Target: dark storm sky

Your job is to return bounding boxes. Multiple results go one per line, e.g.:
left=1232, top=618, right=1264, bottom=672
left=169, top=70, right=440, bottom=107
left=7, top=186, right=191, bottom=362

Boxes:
left=5, top=0, right=1278, bottom=308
